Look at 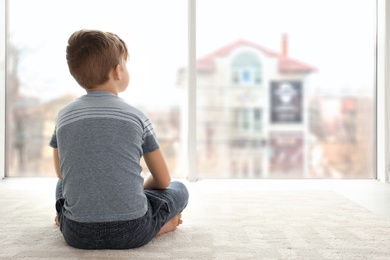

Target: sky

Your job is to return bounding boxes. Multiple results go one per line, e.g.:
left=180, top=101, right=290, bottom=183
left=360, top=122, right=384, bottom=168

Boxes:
left=9, top=0, right=376, bottom=106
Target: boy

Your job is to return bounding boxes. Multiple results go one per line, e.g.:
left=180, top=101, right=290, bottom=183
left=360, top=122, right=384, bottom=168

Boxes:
left=50, top=29, right=189, bottom=249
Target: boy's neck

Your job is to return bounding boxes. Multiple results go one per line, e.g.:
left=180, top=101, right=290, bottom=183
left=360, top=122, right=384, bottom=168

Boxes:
left=86, top=84, right=119, bottom=96
left=86, top=65, right=127, bottom=95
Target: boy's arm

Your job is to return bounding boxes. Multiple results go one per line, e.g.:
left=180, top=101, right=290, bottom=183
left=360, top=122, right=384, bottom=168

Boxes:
left=143, top=149, right=171, bottom=190
left=53, top=148, right=62, bottom=180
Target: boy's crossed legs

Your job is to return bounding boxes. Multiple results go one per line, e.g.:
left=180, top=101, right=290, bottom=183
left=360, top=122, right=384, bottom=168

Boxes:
left=55, top=180, right=189, bottom=246
left=55, top=213, right=183, bottom=236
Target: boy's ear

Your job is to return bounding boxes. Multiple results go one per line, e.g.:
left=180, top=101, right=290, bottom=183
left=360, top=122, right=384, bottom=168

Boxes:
left=113, top=64, right=121, bottom=80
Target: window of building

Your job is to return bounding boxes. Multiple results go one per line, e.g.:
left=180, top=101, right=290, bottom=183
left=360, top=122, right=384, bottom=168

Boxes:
left=234, top=108, right=262, bottom=133
left=253, top=108, right=262, bottom=131
left=231, top=52, right=262, bottom=86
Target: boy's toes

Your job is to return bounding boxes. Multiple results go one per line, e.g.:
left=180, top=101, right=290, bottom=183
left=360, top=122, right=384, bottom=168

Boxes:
left=177, top=214, right=183, bottom=225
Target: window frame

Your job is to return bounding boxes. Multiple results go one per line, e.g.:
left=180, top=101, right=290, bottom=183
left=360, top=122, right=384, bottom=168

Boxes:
left=0, top=0, right=6, bottom=179
left=0, top=0, right=388, bottom=182
left=376, top=0, right=390, bottom=182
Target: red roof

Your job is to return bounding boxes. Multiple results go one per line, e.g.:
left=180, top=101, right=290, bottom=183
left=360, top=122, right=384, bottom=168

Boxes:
left=195, top=39, right=317, bottom=73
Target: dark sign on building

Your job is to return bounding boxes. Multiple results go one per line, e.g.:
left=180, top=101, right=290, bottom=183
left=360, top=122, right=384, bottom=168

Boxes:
left=270, top=80, right=302, bottom=123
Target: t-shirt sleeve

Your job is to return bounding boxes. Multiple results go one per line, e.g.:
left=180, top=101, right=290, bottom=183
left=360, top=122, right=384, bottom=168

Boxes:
left=142, top=118, right=160, bottom=154
left=49, top=127, right=58, bottom=148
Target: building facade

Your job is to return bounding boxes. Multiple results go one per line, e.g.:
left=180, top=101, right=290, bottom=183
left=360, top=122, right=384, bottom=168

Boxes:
left=177, top=35, right=318, bottom=178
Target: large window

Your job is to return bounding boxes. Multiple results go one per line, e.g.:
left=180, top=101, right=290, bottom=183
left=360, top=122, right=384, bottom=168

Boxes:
left=192, top=0, right=376, bottom=178
left=5, top=0, right=377, bottom=179
left=6, top=0, right=187, bottom=177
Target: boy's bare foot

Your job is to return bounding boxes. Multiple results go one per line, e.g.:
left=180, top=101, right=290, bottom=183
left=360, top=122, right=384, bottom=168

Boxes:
left=54, top=214, right=60, bottom=227
left=156, top=214, right=183, bottom=236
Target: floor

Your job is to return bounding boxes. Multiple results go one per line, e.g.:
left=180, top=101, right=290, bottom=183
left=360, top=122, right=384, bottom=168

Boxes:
left=1, top=177, right=390, bottom=259
left=328, top=180, right=390, bottom=219
left=190, top=178, right=390, bottom=219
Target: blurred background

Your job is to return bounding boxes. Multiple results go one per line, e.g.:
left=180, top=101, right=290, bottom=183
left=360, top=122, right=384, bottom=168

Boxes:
left=6, top=0, right=376, bottom=179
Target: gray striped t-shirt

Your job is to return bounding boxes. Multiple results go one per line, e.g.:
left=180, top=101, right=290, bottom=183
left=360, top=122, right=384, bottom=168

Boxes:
left=50, top=91, right=159, bottom=222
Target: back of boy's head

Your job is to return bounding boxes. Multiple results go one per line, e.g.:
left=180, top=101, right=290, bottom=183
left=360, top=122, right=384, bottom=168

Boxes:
left=66, top=29, right=128, bottom=90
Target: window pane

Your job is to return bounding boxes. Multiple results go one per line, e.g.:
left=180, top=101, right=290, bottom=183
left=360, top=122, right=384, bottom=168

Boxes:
left=7, top=0, right=187, bottom=177
left=195, top=0, right=376, bottom=178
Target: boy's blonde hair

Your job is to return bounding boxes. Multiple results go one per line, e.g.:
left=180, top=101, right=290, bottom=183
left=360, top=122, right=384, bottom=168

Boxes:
left=66, top=29, right=129, bottom=89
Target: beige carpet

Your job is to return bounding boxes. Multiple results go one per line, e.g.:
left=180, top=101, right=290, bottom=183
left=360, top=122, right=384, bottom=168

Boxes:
left=0, top=178, right=390, bottom=260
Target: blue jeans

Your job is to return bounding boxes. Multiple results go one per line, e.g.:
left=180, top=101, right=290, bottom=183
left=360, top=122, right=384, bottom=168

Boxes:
left=55, top=180, right=189, bottom=249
